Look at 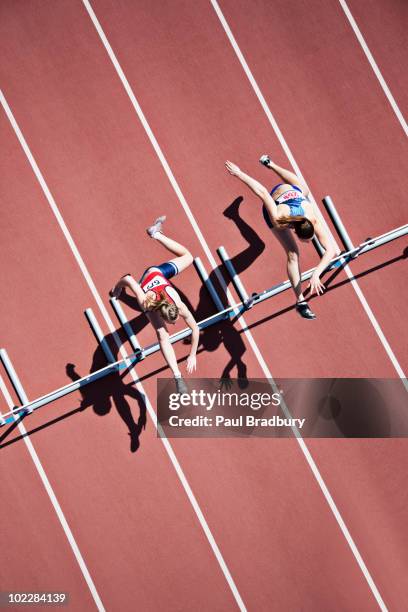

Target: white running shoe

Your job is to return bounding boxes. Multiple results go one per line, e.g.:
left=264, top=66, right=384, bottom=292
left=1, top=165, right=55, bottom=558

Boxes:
left=259, top=154, right=271, bottom=167
left=147, top=215, right=166, bottom=237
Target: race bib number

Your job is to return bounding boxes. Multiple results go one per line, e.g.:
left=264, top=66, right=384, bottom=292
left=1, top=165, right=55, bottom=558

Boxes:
left=276, top=190, right=302, bottom=203
left=144, top=275, right=166, bottom=292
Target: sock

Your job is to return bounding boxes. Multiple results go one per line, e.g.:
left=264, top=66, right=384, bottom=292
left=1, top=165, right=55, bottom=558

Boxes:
left=174, top=372, right=182, bottom=379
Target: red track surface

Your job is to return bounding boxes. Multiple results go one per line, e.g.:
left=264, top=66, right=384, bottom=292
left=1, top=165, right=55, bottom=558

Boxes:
left=1, top=1, right=407, bottom=610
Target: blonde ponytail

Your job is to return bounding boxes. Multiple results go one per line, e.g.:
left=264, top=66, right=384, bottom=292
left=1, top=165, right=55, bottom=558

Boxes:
left=145, top=291, right=179, bottom=323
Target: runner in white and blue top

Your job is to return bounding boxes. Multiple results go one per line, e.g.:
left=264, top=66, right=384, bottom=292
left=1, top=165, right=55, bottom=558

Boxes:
left=226, top=157, right=336, bottom=320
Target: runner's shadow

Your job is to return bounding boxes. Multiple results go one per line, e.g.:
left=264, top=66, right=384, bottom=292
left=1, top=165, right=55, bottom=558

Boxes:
left=0, top=330, right=146, bottom=453
left=65, top=333, right=147, bottom=453
left=168, top=197, right=264, bottom=386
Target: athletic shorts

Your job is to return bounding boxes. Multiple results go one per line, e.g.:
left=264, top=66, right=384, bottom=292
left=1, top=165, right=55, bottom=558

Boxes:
left=138, top=261, right=179, bottom=283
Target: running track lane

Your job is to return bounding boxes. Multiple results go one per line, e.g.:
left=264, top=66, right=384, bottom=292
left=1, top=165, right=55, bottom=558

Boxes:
left=0, top=1, right=404, bottom=608
left=0, top=3, right=376, bottom=603
left=80, top=0, right=408, bottom=607
left=0, top=382, right=97, bottom=609
left=216, top=0, right=408, bottom=370
left=0, top=114, right=246, bottom=610
left=0, top=17, right=375, bottom=612
left=344, top=0, right=408, bottom=118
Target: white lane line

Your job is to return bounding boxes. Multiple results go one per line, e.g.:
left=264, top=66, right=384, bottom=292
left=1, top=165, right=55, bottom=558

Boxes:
left=339, top=0, right=408, bottom=137
left=0, top=376, right=105, bottom=612
left=81, top=3, right=388, bottom=609
left=211, top=0, right=406, bottom=386
left=0, top=89, right=246, bottom=612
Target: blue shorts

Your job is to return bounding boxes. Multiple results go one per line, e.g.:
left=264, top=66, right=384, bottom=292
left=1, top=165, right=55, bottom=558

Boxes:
left=139, top=261, right=179, bottom=283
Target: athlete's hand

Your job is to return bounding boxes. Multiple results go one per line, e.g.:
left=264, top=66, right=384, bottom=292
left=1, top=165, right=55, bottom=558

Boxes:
left=219, top=375, right=233, bottom=390
left=308, top=272, right=325, bottom=296
left=225, top=160, right=241, bottom=176
left=186, top=355, right=197, bottom=374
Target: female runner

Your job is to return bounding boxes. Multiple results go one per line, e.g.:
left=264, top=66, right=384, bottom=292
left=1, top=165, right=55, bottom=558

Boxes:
left=226, top=157, right=336, bottom=319
left=110, top=216, right=199, bottom=392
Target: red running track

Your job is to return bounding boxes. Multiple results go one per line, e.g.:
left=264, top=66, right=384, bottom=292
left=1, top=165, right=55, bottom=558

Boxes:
left=0, top=1, right=407, bottom=610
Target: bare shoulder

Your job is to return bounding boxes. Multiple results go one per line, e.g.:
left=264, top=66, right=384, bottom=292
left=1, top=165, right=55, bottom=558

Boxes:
left=177, top=301, right=191, bottom=318
left=166, top=286, right=182, bottom=307
left=314, top=218, right=335, bottom=250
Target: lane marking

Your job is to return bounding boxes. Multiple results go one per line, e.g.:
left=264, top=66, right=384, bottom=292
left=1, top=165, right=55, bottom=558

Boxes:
left=81, top=2, right=388, bottom=609
left=0, top=88, right=246, bottom=612
left=0, top=376, right=105, bottom=612
left=210, top=0, right=406, bottom=387
left=339, top=0, right=408, bottom=137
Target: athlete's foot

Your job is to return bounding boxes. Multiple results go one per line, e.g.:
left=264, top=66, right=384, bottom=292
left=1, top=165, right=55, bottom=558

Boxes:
left=175, top=376, right=188, bottom=395
left=223, top=197, right=243, bottom=219
left=259, top=154, right=271, bottom=167
left=128, top=431, right=140, bottom=453
left=147, top=215, right=166, bottom=237
left=296, top=300, right=317, bottom=320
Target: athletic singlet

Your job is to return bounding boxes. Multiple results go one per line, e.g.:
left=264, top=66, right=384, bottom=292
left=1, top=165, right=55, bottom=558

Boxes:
left=271, top=183, right=306, bottom=217
left=140, top=268, right=176, bottom=305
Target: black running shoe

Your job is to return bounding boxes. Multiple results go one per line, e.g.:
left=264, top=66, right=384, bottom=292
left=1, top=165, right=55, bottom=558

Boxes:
left=259, top=154, right=271, bottom=167
left=175, top=377, right=189, bottom=395
left=296, top=301, right=317, bottom=320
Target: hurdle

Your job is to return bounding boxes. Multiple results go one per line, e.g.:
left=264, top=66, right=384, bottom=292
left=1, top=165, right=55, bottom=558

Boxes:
left=85, top=308, right=116, bottom=363
left=109, top=297, right=142, bottom=355
left=0, top=348, right=141, bottom=426
left=1, top=218, right=407, bottom=426
left=231, top=221, right=408, bottom=308
left=217, top=246, right=250, bottom=304
left=323, top=195, right=355, bottom=253
left=312, top=235, right=326, bottom=258
left=194, top=257, right=226, bottom=312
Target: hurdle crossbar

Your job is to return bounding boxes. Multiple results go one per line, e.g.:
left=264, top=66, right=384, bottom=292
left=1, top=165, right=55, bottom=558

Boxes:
left=84, top=308, right=116, bottom=363
left=0, top=221, right=406, bottom=425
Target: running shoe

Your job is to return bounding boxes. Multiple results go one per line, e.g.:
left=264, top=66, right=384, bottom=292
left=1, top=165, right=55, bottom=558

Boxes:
left=259, top=154, right=271, bottom=167
left=295, top=301, right=317, bottom=320
left=147, top=215, right=166, bottom=237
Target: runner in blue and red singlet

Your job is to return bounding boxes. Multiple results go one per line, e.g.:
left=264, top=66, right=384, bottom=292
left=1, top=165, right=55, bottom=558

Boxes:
left=110, top=216, right=199, bottom=393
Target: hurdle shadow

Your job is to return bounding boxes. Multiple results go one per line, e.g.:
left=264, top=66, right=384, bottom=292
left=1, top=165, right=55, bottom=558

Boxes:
left=0, top=336, right=147, bottom=454
left=117, top=197, right=265, bottom=388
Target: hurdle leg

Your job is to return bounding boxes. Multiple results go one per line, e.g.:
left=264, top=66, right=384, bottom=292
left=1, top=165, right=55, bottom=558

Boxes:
left=0, top=348, right=31, bottom=412
left=312, top=235, right=326, bottom=257
left=217, top=246, right=254, bottom=308
left=193, top=257, right=225, bottom=312
left=0, top=376, right=8, bottom=424
left=84, top=308, right=116, bottom=363
left=322, top=196, right=355, bottom=253
left=109, top=298, right=144, bottom=357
